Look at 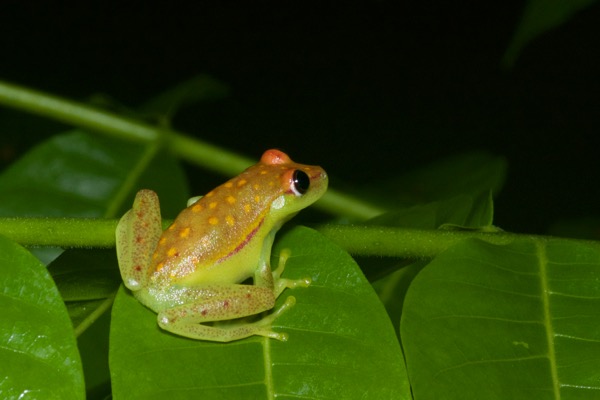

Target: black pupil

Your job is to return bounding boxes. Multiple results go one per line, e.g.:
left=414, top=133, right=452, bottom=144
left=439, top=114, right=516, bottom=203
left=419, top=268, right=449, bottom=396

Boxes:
left=292, top=170, right=310, bottom=195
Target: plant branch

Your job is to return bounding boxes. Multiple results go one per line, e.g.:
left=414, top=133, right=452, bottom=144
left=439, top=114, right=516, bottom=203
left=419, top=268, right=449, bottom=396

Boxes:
left=0, top=218, right=118, bottom=247
left=316, top=224, right=600, bottom=257
left=2, top=217, right=598, bottom=258
left=0, top=80, right=383, bottom=220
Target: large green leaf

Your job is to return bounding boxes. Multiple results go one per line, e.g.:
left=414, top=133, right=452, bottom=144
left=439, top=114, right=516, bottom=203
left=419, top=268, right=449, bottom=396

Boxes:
left=0, top=234, right=84, bottom=399
left=0, top=130, right=190, bottom=398
left=360, top=151, right=506, bottom=209
left=369, top=192, right=495, bottom=230
left=372, top=193, right=496, bottom=336
left=0, top=130, right=189, bottom=310
left=110, top=226, right=410, bottom=399
left=0, top=130, right=189, bottom=219
left=48, top=249, right=121, bottom=328
left=401, top=238, right=600, bottom=399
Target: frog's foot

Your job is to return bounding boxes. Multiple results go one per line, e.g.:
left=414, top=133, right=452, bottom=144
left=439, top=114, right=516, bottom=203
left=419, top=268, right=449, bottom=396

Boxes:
left=273, top=249, right=311, bottom=298
left=250, top=296, right=297, bottom=341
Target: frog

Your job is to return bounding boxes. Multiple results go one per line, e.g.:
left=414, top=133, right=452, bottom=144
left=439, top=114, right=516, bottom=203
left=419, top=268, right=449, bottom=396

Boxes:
left=115, top=149, right=328, bottom=342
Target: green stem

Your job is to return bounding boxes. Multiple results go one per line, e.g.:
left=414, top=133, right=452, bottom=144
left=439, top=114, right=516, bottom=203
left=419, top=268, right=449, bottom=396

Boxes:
left=0, top=217, right=176, bottom=248
left=105, top=141, right=162, bottom=219
left=0, top=79, right=381, bottom=220
left=3, top=217, right=599, bottom=258
left=0, top=81, right=158, bottom=142
left=0, top=218, right=118, bottom=247
left=317, top=224, right=512, bottom=257
left=316, top=224, right=600, bottom=257
left=74, top=294, right=115, bottom=337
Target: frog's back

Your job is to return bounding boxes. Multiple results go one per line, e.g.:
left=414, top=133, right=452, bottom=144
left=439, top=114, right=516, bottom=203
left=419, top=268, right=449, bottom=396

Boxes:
left=150, top=167, right=272, bottom=277
left=148, top=149, right=328, bottom=284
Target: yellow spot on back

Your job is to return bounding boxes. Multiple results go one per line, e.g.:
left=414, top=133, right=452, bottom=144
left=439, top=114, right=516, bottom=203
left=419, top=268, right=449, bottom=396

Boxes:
left=253, top=183, right=260, bottom=190
left=226, top=195, right=236, bottom=204
left=260, top=170, right=268, bottom=175
left=179, top=227, right=190, bottom=238
left=208, top=216, right=219, bottom=225
left=168, top=223, right=176, bottom=231
left=159, top=237, right=167, bottom=245
left=225, top=182, right=233, bottom=188
left=237, top=179, right=247, bottom=187
left=156, top=262, right=165, bottom=271
left=226, top=215, right=235, bottom=226
left=167, top=247, right=178, bottom=257
left=209, top=201, right=217, bottom=209
left=244, top=204, right=251, bottom=213
left=192, top=204, right=203, bottom=212
left=254, top=195, right=261, bottom=203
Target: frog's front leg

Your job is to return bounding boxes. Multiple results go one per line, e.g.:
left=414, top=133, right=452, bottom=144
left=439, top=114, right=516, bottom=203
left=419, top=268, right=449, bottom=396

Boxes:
left=156, top=285, right=296, bottom=342
left=271, top=249, right=311, bottom=298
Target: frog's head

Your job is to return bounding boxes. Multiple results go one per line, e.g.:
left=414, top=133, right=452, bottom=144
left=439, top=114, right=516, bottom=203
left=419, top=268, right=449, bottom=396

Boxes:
left=261, top=149, right=328, bottom=224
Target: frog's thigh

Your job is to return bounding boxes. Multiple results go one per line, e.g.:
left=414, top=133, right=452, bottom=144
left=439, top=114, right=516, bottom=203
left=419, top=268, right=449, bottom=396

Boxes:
left=157, top=284, right=280, bottom=342
left=116, top=189, right=162, bottom=291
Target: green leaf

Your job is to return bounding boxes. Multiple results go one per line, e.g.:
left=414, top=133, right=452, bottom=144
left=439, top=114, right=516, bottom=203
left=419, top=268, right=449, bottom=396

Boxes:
left=0, top=234, right=84, bottom=399
left=0, top=130, right=189, bottom=219
left=49, top=249, right=120, bottom=301
left=0, top=130, right=189, bottom=398
left=78, top=311, right=112, bottom=398
left=401, top=238, right=600, bottom=399
left=369, top=192, right=495, bottom=230
left=110, top=227, right=410, bottom=399
left=47, top=250, right=118, bottom=396
left=362, top=151, right=506, bottom=208
left=371, top=193, right=496, bottom=336
left=0, top=127, right=189, bottom=318
left=503, top=0, right=598, bottom=67
left=48, top=249, right=121, bottom=327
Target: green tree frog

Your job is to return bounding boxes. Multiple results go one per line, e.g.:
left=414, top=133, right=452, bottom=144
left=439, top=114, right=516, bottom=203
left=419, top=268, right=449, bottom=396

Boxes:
left=116, top=149, right=328, bottom=342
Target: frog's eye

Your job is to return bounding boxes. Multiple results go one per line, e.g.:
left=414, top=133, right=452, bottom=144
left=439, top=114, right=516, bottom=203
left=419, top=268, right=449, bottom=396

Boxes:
left=291, top=170, right=310, bottom=196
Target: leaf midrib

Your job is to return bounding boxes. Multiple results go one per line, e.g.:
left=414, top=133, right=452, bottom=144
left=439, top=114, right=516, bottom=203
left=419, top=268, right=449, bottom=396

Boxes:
left=537, top=241, right=560, bottom=400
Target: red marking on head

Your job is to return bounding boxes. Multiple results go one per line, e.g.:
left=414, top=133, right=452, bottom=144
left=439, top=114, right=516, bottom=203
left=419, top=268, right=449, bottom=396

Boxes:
left=201, top=309, right=208, bottom=316
left=223, top=300, right=230, bottom=308
left=261, top=149, right=292, bottom=165
left=134, top=265, right=142, bottom=272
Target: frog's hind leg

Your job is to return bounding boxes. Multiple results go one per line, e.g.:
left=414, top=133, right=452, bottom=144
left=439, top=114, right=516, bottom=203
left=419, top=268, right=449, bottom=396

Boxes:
left=116, top=189, right=163, bottom=291
left=157, top=285, right=295, bottom=342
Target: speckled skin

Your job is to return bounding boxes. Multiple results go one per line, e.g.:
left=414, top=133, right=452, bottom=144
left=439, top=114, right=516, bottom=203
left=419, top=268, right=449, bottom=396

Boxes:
left=116, top=149, right=328, bottom=342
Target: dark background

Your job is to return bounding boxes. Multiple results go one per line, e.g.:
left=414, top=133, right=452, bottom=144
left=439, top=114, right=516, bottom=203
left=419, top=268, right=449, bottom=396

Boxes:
left=1, top=2, right=599, bottom=234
